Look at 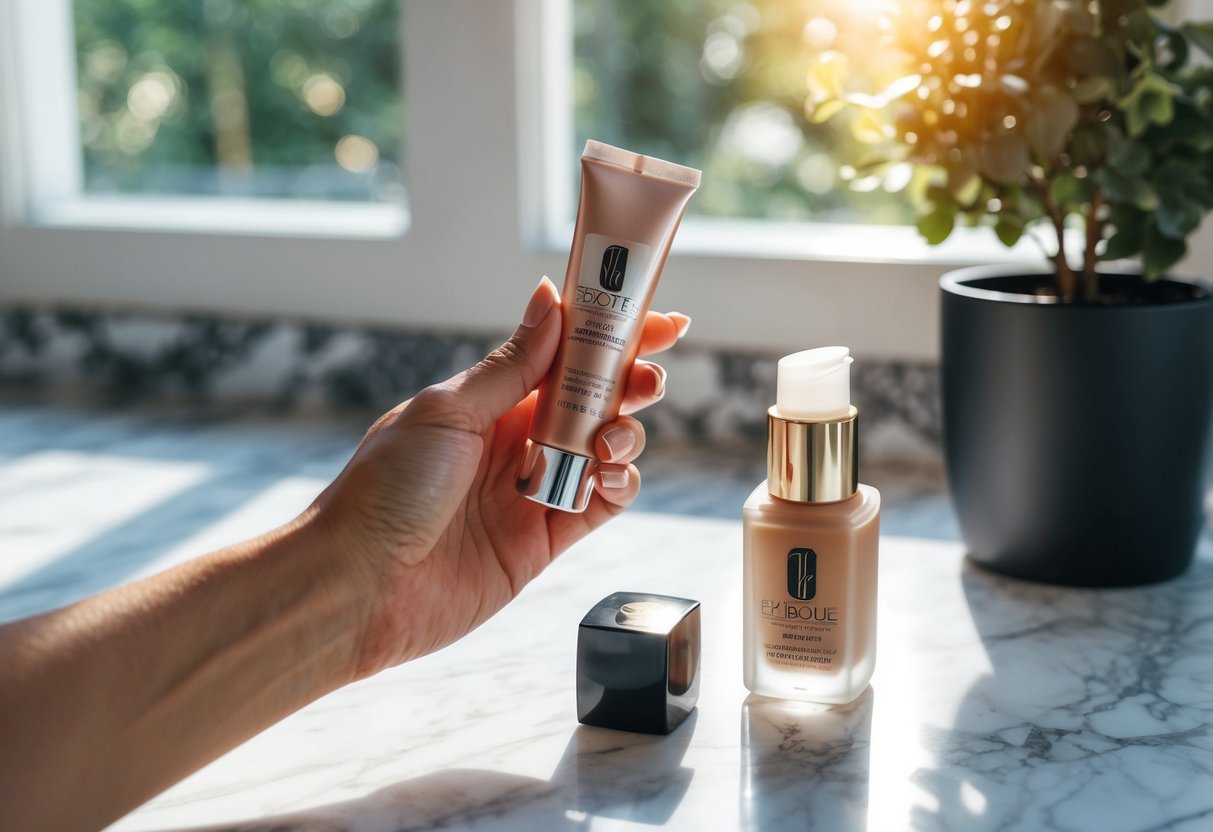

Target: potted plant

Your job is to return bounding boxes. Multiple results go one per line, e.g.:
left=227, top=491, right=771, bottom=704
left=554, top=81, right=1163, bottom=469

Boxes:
left=810, top=0, right=1213, bottom=585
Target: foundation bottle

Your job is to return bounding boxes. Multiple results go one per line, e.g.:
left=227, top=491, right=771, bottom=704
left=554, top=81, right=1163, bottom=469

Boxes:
left=742, top=347, right=880, bottom=704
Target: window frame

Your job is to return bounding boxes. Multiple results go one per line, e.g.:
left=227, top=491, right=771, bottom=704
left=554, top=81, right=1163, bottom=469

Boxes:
left=3, top=0, right=410, bottom=237
left=2, top=0, right=1210, bottom=361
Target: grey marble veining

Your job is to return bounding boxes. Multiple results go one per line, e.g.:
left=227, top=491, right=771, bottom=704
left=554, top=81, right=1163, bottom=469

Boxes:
left=86, top=523, right=1213, bottom=832
left=1, top=403, right=1211, bottom=831
left=0, top=304, right=940, bottom=459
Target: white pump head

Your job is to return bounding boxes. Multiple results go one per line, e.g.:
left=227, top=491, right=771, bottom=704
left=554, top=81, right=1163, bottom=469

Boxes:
left=775, top=346, right=853, bottom=420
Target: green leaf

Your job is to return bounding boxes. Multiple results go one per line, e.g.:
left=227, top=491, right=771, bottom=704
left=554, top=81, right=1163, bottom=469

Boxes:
left=1069, top=123, right=1108, bottom=168
left=979, top=133, right=1030, bottom=184
left=1068, top=38, right=1122, bottom=79
left=994, top=216, right=1026, bottom=247
left=1094, top=167, right=1158, bottom=210
left=1105, top=129, right=1150, bottom=175
left=916, top=202, right=956, bottom=245
left=1050, top=173, right=1092, bottom=207
left=1142, top=223, right=1187, bottom=279
left=1000, top=184, right=1047, bottom=226
left=1103, top=204, right=1146, bottom=261
left=1182, top=22, right=1213, bottom=60
left=1156, top=98, right=1213, bottom=152
left=1197, top=84, right=1213, bottom=111
left=1155, top=19, right=1190, bottom=70
left=1025, top=86, right=1080, bottom=159
left=1156, top=195, right=1203, bottom=238
left=925, top=185, right=956, bottom=207
left=1149, top=159, right=1211, bottom=237
left=843, top=74, right=922, bottom=109
left=1124, top=10, right=1158, bottom=54
left=807, top=98, right=845, bottom=124
left=952, top=174, right=983, bottom=207
left=1118, top=72, right=1179, bottom=137
left=1102, top=227, right=1143, bottom=260
left=1153, top=158, right=1213, bottom=212
left=1072, top=76, right=1117, bottom=104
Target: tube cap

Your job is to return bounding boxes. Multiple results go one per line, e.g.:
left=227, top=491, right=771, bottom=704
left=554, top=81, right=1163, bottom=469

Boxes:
left=516, top=440, right=596, bottom=512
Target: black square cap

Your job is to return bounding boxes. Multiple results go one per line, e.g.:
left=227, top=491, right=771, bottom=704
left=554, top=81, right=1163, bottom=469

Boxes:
left=576, top=592, right=701, bottom=735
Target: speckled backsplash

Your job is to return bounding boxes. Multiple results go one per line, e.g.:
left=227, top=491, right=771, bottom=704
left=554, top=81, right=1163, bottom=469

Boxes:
left=0, top=305, right=941, bottom=462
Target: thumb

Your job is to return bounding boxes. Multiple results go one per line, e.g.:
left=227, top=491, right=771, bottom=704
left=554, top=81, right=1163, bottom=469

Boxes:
left=441, top=276, right=562, bottom=433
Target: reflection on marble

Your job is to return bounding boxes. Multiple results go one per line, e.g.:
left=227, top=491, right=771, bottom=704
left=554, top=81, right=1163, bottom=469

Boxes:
left=1, top=403, right=1211, bottom=831
left=742, top=690, right=873, bottom=831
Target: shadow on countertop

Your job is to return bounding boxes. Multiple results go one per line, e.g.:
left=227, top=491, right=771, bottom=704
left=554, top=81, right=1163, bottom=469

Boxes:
left=149, top=713, right=699, bottom=831
left=910, top=557, right=1213, bottom=832
left=0, top=402, right=957, bottom=622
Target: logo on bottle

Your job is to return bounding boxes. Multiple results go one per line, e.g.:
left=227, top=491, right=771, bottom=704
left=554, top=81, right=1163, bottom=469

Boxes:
left=599, top=245, right=629, bottom=292
left=786, top=548, right=817, bottom=601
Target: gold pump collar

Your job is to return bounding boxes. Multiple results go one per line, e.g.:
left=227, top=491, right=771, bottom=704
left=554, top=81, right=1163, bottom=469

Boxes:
left=766, top=406, right=859, bottom=502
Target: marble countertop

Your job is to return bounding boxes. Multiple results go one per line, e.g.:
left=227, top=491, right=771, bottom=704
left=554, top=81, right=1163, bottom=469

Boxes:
left=1, top=405, right=1211, bottom=831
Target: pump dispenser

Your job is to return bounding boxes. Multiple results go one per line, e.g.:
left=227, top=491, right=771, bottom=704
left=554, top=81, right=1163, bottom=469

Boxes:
left=743, top=347, right=880, bottom=704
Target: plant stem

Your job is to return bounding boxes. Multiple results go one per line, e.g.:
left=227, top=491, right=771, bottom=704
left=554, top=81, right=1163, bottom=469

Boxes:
left=1027, top=177, right=1076, bottom=300
left=1082, top=188, right=1105, bottom=303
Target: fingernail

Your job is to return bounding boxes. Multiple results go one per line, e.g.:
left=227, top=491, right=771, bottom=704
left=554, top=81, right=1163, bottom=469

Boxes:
left=669, top=312, right=692, bottom=339
left=522, top=276, right=558, bottom=328
left=648, top=364, right=667, bottom=398
left=601, top=427, right=636, bottom=461
left=599, top=467, right=630, bottom=489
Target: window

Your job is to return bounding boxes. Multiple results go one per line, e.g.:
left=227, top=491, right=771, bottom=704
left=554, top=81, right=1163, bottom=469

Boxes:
left=73, top=0, right=404, bottom=204
left=572, top=0, right=914, bottom=226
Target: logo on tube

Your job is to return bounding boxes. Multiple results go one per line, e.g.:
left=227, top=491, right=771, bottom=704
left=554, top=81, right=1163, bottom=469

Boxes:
left=600, top=245, right=629, bottom=292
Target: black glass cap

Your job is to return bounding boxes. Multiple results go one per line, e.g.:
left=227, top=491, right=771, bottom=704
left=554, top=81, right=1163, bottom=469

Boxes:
left=576, top=592, right=701, bottom=735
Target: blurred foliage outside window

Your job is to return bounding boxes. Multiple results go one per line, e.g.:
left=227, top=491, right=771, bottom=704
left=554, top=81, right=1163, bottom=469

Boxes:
left=74, top=0, right=404, bottom=203
left=74, top=1, right=912, bottom=222
left=574, top=0, right=916, bottom=224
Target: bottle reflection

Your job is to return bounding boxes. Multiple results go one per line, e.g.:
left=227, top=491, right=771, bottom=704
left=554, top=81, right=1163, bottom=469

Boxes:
left=740, top=686, right=874, bottom=831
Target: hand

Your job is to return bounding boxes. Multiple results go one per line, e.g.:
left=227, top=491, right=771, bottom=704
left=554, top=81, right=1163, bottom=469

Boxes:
left=311, top=277, right=690, bottom=679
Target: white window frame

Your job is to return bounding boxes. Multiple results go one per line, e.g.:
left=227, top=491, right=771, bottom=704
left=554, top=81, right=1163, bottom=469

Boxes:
left=1, top=0, right=407, bottom=239
left=2, top=0, right=1211, bottom=361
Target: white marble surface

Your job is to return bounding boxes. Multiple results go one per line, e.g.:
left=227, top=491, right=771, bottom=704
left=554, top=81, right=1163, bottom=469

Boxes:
left=91, top=514, right=1212, bottom=832
left=1, top=406, right=1212, bottom=831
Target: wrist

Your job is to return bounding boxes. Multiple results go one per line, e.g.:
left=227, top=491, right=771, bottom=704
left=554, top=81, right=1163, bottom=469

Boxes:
left=259, top=505, right=375, bottom=690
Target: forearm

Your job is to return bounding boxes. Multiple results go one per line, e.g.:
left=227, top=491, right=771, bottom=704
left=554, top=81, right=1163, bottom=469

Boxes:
left=0, top=508, right=365, bottom=831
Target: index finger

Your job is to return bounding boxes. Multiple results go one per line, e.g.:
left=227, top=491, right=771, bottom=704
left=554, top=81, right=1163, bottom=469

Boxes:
left=637, top=311, right=690, bottom=356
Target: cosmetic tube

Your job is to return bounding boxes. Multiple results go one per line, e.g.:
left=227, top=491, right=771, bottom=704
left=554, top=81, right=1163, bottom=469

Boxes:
left=517, top=141, right=700, bottom=512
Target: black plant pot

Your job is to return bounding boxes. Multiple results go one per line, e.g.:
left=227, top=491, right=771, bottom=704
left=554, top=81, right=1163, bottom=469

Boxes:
left=941, top=266, right=1213, bottom=587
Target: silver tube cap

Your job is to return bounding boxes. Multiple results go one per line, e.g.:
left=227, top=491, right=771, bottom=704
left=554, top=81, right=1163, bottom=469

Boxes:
left=516, top=440, right=596, bottom=512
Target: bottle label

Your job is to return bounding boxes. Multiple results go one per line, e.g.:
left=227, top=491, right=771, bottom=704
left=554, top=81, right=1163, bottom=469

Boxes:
left=758, top=546, right=842, bottom=671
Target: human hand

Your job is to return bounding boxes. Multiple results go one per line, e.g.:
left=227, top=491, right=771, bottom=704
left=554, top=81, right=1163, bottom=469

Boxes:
left=310, top=277, right=689, bottom=679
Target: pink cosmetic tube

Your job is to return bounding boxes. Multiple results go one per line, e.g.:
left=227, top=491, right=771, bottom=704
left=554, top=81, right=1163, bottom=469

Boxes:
left=517, top=140, right=700, bottom=512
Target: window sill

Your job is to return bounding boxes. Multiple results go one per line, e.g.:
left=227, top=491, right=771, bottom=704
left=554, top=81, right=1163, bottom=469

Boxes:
left=30, top=196, right=410, bottom=240
left=542, top=217, right=1060, bottom=268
